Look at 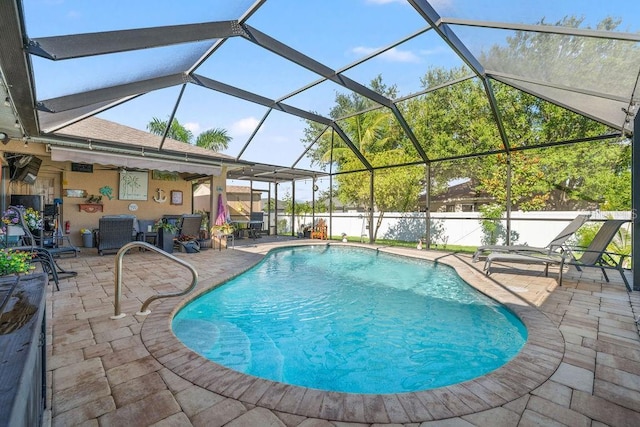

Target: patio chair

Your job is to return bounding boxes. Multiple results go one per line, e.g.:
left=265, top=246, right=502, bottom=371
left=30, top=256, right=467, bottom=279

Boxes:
left=472, top=214, right=590, bottom=262
left=3, top=206, right=77, bottom=290
left=484, top=219, right=631, bottom=291
left=248, top=212, right=264, bottom=239
left=311, top=219, right=327, bottom=240
left=177, top=214, right=203, bottom=238
left=97, top=216, right=136, bottom=255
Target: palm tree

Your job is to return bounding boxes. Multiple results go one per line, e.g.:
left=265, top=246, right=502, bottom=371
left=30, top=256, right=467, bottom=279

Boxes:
left=196, top=128, right=231, bottom=151
left=147, top=118, right=231, bottom=152
left=147, top=117, right=193, bottom=143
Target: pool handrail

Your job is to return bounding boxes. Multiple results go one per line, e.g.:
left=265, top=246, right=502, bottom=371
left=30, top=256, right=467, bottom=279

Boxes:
left=110, top=241, right=198, bottom=319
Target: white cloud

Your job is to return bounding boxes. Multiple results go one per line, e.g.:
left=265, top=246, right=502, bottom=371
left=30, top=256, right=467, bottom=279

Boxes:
left=184, top=122, right=201, bottom=134
left=231, top=117, right=260, bottom=136
left=381, top=47, right=420, bottom=62
left=352, top=46, right=420, bottom=63
left=352, top=46, right=377, bottom=56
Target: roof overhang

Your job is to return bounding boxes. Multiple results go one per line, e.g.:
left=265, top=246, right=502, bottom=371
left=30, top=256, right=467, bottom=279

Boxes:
left=225, top=163, right=328, bottom=184
left=49, top=145, right=222, bottom=176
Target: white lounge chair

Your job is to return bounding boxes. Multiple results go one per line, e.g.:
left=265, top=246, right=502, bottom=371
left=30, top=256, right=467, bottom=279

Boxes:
left=472, top=214, right=590, bottom=262
left=484, top=219, right=631, bottom=291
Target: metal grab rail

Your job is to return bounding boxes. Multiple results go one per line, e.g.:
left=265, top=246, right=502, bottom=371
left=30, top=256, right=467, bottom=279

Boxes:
left=110, top=241, right=198, bottom=319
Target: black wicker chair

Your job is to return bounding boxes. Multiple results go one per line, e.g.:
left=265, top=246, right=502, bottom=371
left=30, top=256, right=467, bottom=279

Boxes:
left=97, top=217, right=136, bottom=255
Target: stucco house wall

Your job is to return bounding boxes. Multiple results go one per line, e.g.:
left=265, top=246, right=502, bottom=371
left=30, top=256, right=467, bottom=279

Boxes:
left=1, top=140, right=227, bottom=246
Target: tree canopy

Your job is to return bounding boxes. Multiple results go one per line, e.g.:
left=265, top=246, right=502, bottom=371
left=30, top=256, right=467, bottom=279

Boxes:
left=147, top=117, right=231, bottom=152
left=301, top=16, right=631, bottom=235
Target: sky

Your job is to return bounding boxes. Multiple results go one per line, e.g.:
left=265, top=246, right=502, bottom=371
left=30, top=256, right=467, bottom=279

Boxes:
left=21, top=0, right=640, bottom=200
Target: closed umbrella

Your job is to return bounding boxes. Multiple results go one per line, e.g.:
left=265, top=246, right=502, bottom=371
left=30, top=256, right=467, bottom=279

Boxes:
left=215, top=194, right=227, bottom=226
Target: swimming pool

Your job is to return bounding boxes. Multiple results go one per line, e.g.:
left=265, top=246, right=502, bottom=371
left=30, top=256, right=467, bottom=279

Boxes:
left=173, top=245, right=527, bottom=394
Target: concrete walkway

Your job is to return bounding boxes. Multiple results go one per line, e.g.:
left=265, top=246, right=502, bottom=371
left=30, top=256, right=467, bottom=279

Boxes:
left=45, top=239, right=640, bottom=426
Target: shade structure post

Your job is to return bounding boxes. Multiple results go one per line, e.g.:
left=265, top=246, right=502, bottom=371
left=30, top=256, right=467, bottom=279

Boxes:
left=633, top=114, right=639, bottom=291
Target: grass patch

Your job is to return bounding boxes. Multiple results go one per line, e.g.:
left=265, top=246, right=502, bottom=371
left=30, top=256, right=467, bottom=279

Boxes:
left=333, top=236, right=477, bottom=254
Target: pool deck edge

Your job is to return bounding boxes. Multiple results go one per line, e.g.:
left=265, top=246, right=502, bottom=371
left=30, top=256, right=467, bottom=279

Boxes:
left=140, top=242, right=566, bottom=424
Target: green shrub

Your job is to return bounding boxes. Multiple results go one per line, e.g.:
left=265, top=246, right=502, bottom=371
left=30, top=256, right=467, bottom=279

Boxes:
left=574, top=220, right=632, bottom=268
left=0, top=249, right=34, bottom=276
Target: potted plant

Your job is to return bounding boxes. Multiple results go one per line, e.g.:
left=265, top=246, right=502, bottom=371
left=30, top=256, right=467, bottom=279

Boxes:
left=211, top=222, right=235, bottom=236
left=211, top=223, right=235, bottom=249
left=195, top=210, right=209, bottom=239
left=80, top=228, right=94, bottom=248
left=0, top=249, right=34, bottom=277
left=153, top=219, right=179, bottom=253
left=2, top=206, right=34, bottom=246
left=22, top=207, right=42, bottom=233
left=0, top=247, right=47, bottom=425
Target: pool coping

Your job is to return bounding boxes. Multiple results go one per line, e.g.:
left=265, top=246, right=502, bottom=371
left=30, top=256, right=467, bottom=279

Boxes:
left=140, top=242, right=565, bottom=424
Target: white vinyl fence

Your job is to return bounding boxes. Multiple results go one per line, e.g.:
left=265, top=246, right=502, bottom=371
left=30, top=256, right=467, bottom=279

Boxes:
left=272, top=211, right=631, bottom=248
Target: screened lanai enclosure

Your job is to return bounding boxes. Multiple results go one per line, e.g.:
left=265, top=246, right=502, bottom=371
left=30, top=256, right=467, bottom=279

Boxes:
left=0, top=0, right=638, bottom=288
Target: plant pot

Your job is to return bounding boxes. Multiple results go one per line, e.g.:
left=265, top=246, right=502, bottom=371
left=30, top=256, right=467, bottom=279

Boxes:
left=156, top=229, right=175, bottom=253
left=2, top=235, right=20, bottom=247
left=0, top=273, right=47, bottom=334
left=0, top=272, right=47, bottom=425
left=82, top=232, right=94, bottom=248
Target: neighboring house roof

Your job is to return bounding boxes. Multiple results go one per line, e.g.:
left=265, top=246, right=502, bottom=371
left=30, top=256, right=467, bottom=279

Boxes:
left=227, top=185, right=265, bottom=194
left=430, top=180, right=492, bottom=202
left=55, top=116, right=236, bottom=161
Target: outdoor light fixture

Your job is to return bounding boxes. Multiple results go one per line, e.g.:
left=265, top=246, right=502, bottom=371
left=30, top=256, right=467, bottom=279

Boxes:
left=14, top=120, right=20, bottom=128
left=0, top=132, right=9, bottom=144
left=3, top=97, right=9, bottom=106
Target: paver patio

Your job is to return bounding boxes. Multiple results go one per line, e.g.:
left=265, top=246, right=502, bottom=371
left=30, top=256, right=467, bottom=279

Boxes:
left=44, top=238, right=640, bottom=426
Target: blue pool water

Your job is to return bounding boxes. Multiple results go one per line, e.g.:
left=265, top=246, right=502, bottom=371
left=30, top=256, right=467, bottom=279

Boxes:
left=173, top=245, right=527, bottom=394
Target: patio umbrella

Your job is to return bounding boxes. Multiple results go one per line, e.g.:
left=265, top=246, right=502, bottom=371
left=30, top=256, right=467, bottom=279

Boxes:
left=215, top=194, right=227, bottom=225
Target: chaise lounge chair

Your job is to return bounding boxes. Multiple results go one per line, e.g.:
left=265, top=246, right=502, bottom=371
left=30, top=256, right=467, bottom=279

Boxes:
left=472, top=214, right=590, bottom=262
left=3, top=206, right=78, bottom=290
left=177, top=214, right=203, bottom=238
left=484, top=219, right=631, bottom=291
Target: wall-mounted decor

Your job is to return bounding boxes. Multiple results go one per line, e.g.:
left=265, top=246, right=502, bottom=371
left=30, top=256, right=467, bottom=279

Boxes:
left=153, top=188, right=167, bottom=203
left=99, top=186, right=114, bottom=200
left=64, top=189, right=86, bottom=198
left=71, top=163, right=93, bottom=173
left=152, top=170, right=180, bottom=181
left=79, top=204, right=103, bottom=213
left=119, top=171, right=148, bottom=201
left=170, top=190, right=183, bottom=205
